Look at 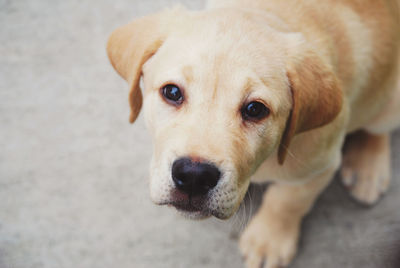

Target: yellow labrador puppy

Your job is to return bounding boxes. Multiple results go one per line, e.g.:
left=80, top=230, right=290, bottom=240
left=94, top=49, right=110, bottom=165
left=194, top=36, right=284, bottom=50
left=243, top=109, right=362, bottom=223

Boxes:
left=107, top=0, right=400, bottom=267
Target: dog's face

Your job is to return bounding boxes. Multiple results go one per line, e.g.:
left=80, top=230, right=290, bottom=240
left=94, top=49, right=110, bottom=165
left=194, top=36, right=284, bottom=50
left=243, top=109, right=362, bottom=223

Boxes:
left=141, top=21, right=292, bottom=219
left=107, top=8, right=342, bottom=219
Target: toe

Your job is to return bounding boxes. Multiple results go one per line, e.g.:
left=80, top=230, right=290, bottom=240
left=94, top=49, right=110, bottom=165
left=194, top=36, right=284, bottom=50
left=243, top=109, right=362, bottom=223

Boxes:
left=244, top=251, right=264, bottom=268
left=341, top=167, right=356, bottom=188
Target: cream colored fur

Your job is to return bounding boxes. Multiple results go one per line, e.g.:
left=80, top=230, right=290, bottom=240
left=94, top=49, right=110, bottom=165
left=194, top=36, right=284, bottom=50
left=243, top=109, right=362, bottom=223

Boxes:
left=107, top=0, right=400, bottom=267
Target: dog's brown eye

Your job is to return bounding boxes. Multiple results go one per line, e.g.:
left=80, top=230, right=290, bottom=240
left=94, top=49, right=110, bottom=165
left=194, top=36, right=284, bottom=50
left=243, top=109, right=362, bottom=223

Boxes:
left=241, top=101, right=270, bottom=121
left=162, top=84, right=183, bottom=105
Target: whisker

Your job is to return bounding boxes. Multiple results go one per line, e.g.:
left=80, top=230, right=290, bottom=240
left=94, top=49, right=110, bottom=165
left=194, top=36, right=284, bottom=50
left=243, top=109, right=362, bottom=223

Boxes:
left=281, top=144, right=307, bottom=167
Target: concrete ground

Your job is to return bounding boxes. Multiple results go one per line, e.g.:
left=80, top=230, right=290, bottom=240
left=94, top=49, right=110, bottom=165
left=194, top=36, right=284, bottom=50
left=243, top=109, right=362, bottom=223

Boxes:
left=1, top=0, right=399, bottom=267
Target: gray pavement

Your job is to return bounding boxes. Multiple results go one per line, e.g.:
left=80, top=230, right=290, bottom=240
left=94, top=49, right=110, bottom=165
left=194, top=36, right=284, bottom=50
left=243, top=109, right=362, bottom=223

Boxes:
left=1, top=0, right=399, bottom=267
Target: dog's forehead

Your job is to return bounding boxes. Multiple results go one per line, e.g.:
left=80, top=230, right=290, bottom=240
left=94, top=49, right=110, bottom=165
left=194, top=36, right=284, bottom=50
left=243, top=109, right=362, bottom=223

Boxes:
left=152, top=29, right=286, bottom=81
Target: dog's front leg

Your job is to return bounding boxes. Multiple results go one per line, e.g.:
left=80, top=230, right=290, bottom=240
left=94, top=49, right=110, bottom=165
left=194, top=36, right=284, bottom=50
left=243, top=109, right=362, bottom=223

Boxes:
left=239, top=166, right=336, bottom=268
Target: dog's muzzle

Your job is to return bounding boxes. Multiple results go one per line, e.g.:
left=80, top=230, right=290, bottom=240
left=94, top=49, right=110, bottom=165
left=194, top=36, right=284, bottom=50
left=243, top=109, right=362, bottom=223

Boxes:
left=168, top=157, right=221, bottom=215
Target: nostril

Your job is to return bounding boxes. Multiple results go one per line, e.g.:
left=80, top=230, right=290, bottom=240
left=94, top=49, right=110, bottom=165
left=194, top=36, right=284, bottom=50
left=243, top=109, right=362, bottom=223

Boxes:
left=172, top=157, right=221, bottom=196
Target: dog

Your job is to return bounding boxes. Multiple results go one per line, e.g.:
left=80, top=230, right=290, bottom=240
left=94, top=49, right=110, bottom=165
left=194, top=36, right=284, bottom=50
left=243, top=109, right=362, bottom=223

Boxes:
left=107, top=0, right=400, bottom=267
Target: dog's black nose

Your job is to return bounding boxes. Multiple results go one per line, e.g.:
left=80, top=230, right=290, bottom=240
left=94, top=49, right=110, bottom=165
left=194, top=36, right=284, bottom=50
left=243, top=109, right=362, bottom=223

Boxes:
left=172, top=157, right=221, bottom=196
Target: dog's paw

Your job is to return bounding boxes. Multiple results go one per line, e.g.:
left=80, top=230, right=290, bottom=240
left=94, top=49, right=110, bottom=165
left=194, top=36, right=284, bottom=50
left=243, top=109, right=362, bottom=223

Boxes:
left=341, top=160, right=390, bottom=205
left=239, top=212, right=299, bottom=268
left=341, top=132, right=391, bottom=205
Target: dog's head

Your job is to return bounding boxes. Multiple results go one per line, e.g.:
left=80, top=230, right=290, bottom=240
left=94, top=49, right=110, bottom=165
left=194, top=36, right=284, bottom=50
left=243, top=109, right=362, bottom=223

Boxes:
left=107, top=7, right=342, bottom=219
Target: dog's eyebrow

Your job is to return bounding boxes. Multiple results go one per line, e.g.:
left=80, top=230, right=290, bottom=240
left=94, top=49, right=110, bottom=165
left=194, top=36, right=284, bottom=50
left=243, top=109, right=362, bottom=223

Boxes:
left=237, top=78, right=254, bottom=103
left=182, top=65, right=194, bottom=84
left=243, top=77, right=253, bottom=93
left=239, top=77, right=257, bottom=99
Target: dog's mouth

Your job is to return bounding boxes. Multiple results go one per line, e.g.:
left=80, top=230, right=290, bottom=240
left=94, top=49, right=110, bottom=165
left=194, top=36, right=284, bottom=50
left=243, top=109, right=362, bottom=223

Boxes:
left=162, top=200, right=233, bottom=220
left=154, top=187, right=238, bottom=220
left=172, top=202, right=202, bottom=212
left=157, top=191, right=214, bottom=219
left=162, top=201, right=211, bottom=219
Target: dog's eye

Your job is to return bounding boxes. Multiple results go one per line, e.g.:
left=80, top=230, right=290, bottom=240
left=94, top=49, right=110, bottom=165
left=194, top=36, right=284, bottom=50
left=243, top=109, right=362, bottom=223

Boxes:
left=162, top=84, right=183, bottom=105
left=241, top=101, right=270, bottom=121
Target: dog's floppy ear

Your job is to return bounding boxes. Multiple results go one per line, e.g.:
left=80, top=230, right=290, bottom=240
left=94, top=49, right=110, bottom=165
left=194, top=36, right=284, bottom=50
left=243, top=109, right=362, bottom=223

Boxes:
left=107, top=8, right=184, bottom=123
left=277, top=46, right=343, bottom=164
